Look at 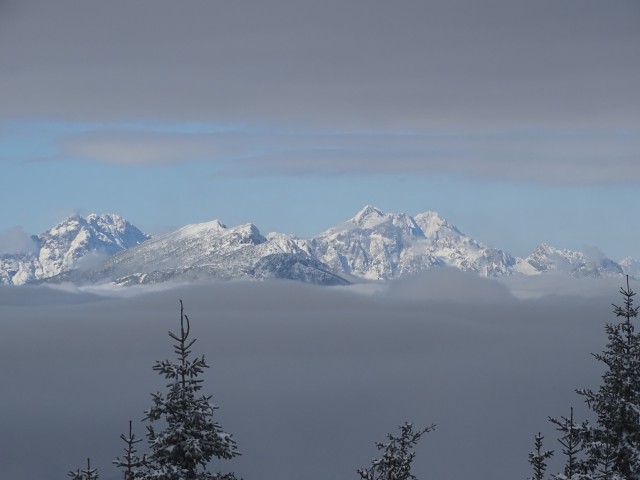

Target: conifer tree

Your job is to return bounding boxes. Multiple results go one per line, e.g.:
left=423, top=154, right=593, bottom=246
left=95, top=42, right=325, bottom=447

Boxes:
left=114, top=420, right=148, bottom=480
left=529, top=432, right=554, bottom=480
left=542, top=277, right=640, bottom=479
left=357, top=422, right=435, bottom=480
left=575, top=276, right=640, bottom=478
left=143, top=301, right=239, bottom=480
left=68, top=458, right=99, bottom=480
left=549, top=408, right=589, bottom=479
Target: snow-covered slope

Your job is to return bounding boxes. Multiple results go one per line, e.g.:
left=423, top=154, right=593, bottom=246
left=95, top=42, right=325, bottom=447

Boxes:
left=620, top=257, right=640, bottom=279
left=0, top=252, right=41, bottom=286
left=514, top=243, right=624, bottom=278
left=412, top=211, right=517, bottom=277
left=0, top=214, right=150, bottom=285
left=309, top=206, right=435, bottom=280
left=2, top=206, right=633, bottom=287
left=55, top=220, right=348, bottom=286
left=309, top=206, right=516, bottom=279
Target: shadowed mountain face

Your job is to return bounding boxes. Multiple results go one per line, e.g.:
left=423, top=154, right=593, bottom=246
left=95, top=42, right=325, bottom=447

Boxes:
left=0, top=206, right=633, bottom=287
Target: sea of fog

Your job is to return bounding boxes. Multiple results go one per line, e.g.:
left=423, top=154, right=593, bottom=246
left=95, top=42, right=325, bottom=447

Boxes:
left=0, top=269, right=632, bottom=480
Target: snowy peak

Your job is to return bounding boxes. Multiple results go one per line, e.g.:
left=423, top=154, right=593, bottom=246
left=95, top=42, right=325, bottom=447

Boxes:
left=70, top=219, right=342, bottom=286
left=38, top=213, right=150, bottom=278
left=344, top=206, right=424, bottom=239
left=123, top=221, right=265, bottom=263
left=620, top=257, right=640, bottom=278
left=265, top=232, right=312, bottom=255
left=351, top=205, right=386, bottom=227
left=171, top=219, right=227, bottom=239
left=310, top=206, right=515, bottom=279
left=41, top=213, right=148, bottom=250
left=1, top=207, right=634, bottom=287
left=413, top=211, right=459, bottom=238
left=310, top=207, right=425, bottom=280
left=522, top=243, right=623, bottom=278
left=0, top=213, right=150, bottom=285
left=84, top=213, right=150, bottom=249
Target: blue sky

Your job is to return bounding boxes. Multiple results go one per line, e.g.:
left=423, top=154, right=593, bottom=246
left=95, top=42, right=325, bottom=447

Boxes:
left=1, top=1, right=639, bottom=260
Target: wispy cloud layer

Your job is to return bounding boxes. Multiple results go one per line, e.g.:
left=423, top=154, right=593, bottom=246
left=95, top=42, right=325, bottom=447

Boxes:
left=54, top=126, right=640, bottom=184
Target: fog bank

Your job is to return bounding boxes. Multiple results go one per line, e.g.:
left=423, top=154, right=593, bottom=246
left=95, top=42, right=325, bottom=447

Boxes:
left=0, top=273, right=627, bottom=480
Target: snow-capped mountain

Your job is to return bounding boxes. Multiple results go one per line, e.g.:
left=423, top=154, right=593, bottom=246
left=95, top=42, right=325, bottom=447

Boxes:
left=619, top=257, right=640, bottom=279
left=309, top=205, right=516, bottom=279
left=0, top=252, right=41, bottom=286
left=515, top=243, right=624, bottom=278
left=0, top=214, right=150, bottom=285
left=1, top=206, right=634, bottom=287
left=53, top=220, right=348, bottom=286
left=412, top=210, right=517, bottom=277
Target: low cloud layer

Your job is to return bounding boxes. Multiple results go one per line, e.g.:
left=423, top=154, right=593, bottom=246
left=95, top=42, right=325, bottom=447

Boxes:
left=0, top=275, right=628, bottom=480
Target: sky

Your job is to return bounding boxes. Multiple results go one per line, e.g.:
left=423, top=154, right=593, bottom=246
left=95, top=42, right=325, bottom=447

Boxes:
left=0, top=0, right=639, bottom=260
left=0, top=273, right=629, bottom=480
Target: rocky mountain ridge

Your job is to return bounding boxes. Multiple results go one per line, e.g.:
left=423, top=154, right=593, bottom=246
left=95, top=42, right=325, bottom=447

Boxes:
left=0, top=207, right=635, bottom=286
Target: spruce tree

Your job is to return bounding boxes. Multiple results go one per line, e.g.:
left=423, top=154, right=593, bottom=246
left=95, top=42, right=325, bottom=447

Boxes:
left=528, top=432, right=554, bottom=480
left=68, top=458, right=99, bottom=480
left=357, top=422, right=435, bottom=480
left=143, top=301, right=239, bottom=480
left=549, top=408, right=589, bottom=479
left=576, top=276, right=640, bottom=478
left=114, top=420, right=148, bottom=480
left=542, top=277, right=640, bottom=479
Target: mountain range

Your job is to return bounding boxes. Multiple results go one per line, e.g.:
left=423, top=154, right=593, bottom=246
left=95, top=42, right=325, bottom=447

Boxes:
left=0, top=206, right=636, bottom=287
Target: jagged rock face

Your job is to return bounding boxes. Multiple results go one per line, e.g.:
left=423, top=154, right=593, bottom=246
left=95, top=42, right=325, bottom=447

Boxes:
left=37, top=214, right=150, bottom=278
left=520, top=243, right=624, bottom=278
left=309, top=205, right=516, bottom=279
left=309, top=206, right=427, bottom=280
left=0, top=214, right=150, bottom=285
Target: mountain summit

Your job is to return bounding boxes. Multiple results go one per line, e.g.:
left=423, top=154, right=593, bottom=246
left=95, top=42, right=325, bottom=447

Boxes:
left=46, top=219, right=346, bottom=286
left=516, top=243, right=624, bottom=278
left=310, top=207, right=515, bottom=279
left=0, top=214, right=149, bottom=285
left=0, top=207, right=633, bottom=287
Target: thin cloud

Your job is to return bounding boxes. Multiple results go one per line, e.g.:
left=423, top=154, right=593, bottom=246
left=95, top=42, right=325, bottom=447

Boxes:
left=55, top=127, right=640, bottom=184
left=3, top=0, right=639, bottom=185
left=58, top=130, right=225, bottom=166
